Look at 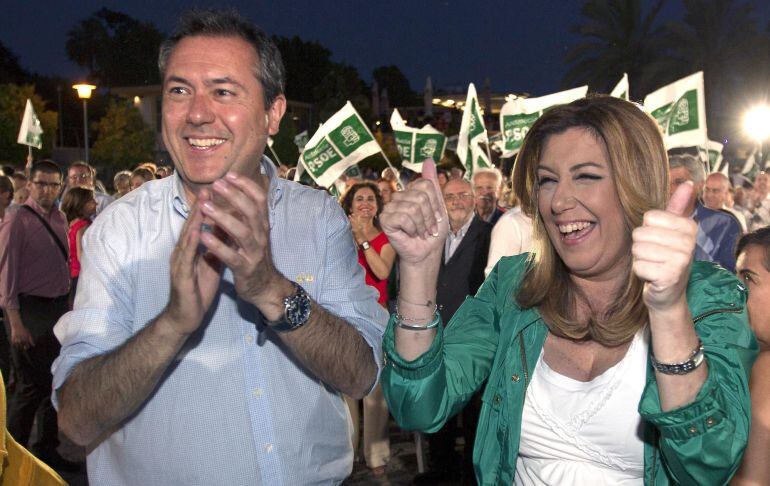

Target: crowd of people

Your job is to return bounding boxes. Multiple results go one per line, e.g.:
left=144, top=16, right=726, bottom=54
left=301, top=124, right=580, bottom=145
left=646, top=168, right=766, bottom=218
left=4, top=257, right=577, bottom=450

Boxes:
left=0, top=7, right=767, bottom=486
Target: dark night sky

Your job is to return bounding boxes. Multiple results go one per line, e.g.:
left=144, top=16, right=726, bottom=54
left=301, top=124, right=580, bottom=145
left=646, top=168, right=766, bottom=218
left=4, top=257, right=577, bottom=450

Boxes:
left=3, top=1, right=770, bottom=97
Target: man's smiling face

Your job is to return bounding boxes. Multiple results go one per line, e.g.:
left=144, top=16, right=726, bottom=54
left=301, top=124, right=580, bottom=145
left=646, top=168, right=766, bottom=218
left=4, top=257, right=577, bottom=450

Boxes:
left=161, top=35, right=285, bottom=192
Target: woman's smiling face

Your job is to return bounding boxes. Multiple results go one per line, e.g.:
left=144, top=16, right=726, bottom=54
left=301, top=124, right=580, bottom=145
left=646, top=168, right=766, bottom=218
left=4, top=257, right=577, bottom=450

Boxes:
left=536, top=127, right=630, bottom=283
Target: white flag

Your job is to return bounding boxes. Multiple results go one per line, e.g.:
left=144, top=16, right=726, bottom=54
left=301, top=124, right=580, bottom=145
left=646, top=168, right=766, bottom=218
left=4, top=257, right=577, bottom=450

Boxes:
left=644, top=71, right=707, bottom=149
left=499, top=86, right=588, bottom=158
left=456, top=83, right=491, bottom=179
left=299, top=101, right=380, bottom=188
left=390, top=109, right=447, bottom=172
left=17, top=99, right=43, bottom=149
left=699, top=140, right=724, bottom=173
left=611, top=73, right=630, bottom=100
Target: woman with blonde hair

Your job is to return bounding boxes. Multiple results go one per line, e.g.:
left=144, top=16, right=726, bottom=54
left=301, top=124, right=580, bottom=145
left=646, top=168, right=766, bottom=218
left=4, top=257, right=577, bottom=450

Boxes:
left=380, top=96, right=755, bottom=484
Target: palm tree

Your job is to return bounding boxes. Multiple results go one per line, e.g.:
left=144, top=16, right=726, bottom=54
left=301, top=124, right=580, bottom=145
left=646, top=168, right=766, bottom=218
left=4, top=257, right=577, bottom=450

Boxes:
left=563, top=0, right=675, bottom=100
left=664, top=0, right=765, bottom=140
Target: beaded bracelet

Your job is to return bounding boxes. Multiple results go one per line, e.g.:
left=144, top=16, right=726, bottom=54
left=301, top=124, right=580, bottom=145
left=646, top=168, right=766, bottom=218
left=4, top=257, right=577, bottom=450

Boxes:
left=650, top=339, right=705, bottom=375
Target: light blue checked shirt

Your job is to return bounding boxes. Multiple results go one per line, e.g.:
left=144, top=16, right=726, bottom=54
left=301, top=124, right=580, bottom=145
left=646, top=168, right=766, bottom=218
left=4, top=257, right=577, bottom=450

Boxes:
left=52, top=158, right=388, bottom=485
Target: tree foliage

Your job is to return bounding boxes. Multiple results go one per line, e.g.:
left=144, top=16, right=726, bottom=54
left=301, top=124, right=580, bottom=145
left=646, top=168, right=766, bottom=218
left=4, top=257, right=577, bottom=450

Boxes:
left=313, top=63, right=371, bottom=121
left=563, top=0, right=675, bottom=99
left=66, top=8, right=164, bottom=87
left=273, top=36, right=334, bottom=104
left=372, top=65, right=417, bottom=108
left=664, top=0, right=766, bottom=138
left=91, top=99, right=155, bottom=170
left=0, top=42, right=29, bottom=85
left=0, top=84, right=57, bottom=166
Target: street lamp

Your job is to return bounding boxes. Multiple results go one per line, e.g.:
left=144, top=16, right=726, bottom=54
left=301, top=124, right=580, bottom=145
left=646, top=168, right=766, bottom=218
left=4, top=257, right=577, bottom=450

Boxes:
left=743, top=104, right=770, bottom=170
left=73, top=83, right=96, bottom=163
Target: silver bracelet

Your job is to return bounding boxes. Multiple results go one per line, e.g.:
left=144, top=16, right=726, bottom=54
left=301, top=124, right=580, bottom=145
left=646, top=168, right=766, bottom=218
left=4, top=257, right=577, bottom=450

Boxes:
left=395, top=311, right=440, bottom=331
left=650, top=339, right=705, bottom=375
left=394, top=302, right=438, bottom=322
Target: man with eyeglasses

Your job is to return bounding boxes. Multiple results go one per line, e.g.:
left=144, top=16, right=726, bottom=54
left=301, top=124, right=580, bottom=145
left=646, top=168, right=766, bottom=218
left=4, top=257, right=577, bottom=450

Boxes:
left=67, top=161, right=114, bottom=215
left=0, top=160, right=75, bottom=471
left=414, top=176, right=492, bottom=485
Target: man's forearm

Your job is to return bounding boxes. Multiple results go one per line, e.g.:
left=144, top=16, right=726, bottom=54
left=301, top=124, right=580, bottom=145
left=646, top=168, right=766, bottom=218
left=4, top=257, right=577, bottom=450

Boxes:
left=275, top=301, right=377, bottom=399
left=5, top=307, right=23, bottom=330
left=57, top=312, right=190, bottom=446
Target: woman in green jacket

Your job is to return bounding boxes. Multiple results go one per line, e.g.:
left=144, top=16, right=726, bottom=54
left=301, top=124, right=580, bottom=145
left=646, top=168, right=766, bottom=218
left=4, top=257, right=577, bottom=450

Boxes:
left=379, top=95, right=757, bottom=485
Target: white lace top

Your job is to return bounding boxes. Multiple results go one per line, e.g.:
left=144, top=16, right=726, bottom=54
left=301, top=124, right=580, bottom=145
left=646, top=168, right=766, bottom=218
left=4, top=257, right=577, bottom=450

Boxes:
left=514, top=331, right=648, bottom=485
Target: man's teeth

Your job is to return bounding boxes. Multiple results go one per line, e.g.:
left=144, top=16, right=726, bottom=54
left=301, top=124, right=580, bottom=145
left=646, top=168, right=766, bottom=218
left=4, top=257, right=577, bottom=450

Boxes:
left=188, top=138, right=225, bottom=147
left=558, top=221, right=592, bottom=234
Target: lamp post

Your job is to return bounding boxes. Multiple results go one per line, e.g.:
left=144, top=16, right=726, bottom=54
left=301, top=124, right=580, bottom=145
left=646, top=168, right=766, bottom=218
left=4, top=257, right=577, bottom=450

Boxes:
left=73, top=83, right=96, bottom=163
left=743, top=104, right=770, bottom=171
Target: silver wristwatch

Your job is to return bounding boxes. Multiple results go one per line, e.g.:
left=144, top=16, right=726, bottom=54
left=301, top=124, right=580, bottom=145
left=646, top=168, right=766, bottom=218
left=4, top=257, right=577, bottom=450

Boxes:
left=266, top=282, right=312, bottom=333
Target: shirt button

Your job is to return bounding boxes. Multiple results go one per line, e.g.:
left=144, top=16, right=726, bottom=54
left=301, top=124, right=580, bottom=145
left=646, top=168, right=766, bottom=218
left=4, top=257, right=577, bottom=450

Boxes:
left=493, top=394, right=502, bottom=405
left=245, top=335, right=254, bottom=343
left=264, top=443, right=273, bottom=453
left=511, top=374, right=520, bottom=382
left=253, top=388, right=263, bottom=398
left=688, top=426, right=698, bottom=435
left=705, top=417, right=716, bottom=427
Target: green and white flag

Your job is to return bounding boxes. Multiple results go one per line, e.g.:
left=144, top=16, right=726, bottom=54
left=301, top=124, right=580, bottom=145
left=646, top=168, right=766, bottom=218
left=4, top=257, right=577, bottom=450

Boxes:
left=699, top=140, right=724, bottom=173
left=644, top=71, right=707, bottom=149
left=611, top=73, right=630, bottom=101
left=299, top=101, right=380, bottom=188
left=345, top=164, right=363, bottom=179
left=499, top=85, right=588, bottom=158
left=390, top=108, right=447, bottom=172
left=457, top=83, right=491, bottom=179
left=17, top=99, right=43, bottom=149
left=294, top=130, right=309, bottom=152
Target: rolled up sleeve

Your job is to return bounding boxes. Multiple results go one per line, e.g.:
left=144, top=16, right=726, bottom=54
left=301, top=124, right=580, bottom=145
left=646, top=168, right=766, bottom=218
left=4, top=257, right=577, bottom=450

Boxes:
left=52, top=207, right=138, bottom=409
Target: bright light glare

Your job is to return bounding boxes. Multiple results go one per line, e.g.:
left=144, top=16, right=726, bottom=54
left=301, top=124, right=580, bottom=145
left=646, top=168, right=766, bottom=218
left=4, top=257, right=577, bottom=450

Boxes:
left=73, top=83, right=96, bottom=99
left=743, top=105, right=770, bottom=142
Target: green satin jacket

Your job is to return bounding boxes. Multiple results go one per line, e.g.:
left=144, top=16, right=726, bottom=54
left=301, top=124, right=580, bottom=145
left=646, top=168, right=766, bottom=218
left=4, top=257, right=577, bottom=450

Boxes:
left=382, top=254, right=758, bottom=485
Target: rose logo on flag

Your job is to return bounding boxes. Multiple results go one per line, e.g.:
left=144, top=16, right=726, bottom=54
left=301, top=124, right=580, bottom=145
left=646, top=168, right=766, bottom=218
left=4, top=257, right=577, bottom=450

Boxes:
left=420, top=139, right=437, bottom=158
left=340, top=126, right=360, bottom=147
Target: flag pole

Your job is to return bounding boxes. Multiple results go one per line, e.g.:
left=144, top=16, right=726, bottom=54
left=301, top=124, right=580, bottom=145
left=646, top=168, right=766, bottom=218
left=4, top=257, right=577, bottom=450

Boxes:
left=267, top=144, right=283, bottom=166
left=363, top=111, right=404, bottom=190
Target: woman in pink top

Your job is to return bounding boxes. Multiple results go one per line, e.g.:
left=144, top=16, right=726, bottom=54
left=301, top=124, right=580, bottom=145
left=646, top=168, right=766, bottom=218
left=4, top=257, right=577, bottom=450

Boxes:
left=61, top=187, right=97, bottom=299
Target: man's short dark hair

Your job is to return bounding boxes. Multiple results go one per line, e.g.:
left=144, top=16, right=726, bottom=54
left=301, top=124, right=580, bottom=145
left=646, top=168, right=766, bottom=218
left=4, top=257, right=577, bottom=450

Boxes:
left=30, top=160, right=63, bottom=181
left=0, top=175, right=13, bottom=196
left=158, top=8, right=285, bottom=108
left=736, top=226, right=770, bottom=271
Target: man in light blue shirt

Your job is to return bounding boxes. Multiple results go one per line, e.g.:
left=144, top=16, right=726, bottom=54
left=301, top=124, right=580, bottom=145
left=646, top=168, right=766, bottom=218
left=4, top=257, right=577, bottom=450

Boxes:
left=52, top=9, right=387, bottom=485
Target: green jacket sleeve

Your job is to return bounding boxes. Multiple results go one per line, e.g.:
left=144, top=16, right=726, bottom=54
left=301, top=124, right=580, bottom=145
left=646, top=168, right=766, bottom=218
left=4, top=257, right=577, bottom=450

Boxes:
left=639, top=265, right=758, bottom=485
left=381, top=262, right=503, bottom=432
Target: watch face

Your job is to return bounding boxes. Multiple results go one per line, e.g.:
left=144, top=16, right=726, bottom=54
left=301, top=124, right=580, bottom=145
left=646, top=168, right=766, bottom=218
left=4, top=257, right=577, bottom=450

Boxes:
left=286, top=287, right=312, bottom=327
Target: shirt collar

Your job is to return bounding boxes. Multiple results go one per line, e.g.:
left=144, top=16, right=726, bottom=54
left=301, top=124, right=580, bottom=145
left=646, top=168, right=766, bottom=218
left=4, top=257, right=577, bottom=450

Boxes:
left=451, top=213, right=475, bottom=238
left=171, top=156, right=282, bottom=220
left=24, top=196, right=57, bottom=217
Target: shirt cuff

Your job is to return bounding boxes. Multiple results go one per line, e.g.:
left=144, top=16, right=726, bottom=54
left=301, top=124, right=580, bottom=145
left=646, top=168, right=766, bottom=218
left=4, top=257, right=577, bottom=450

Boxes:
left=382, top=313, right=445, bottom=380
